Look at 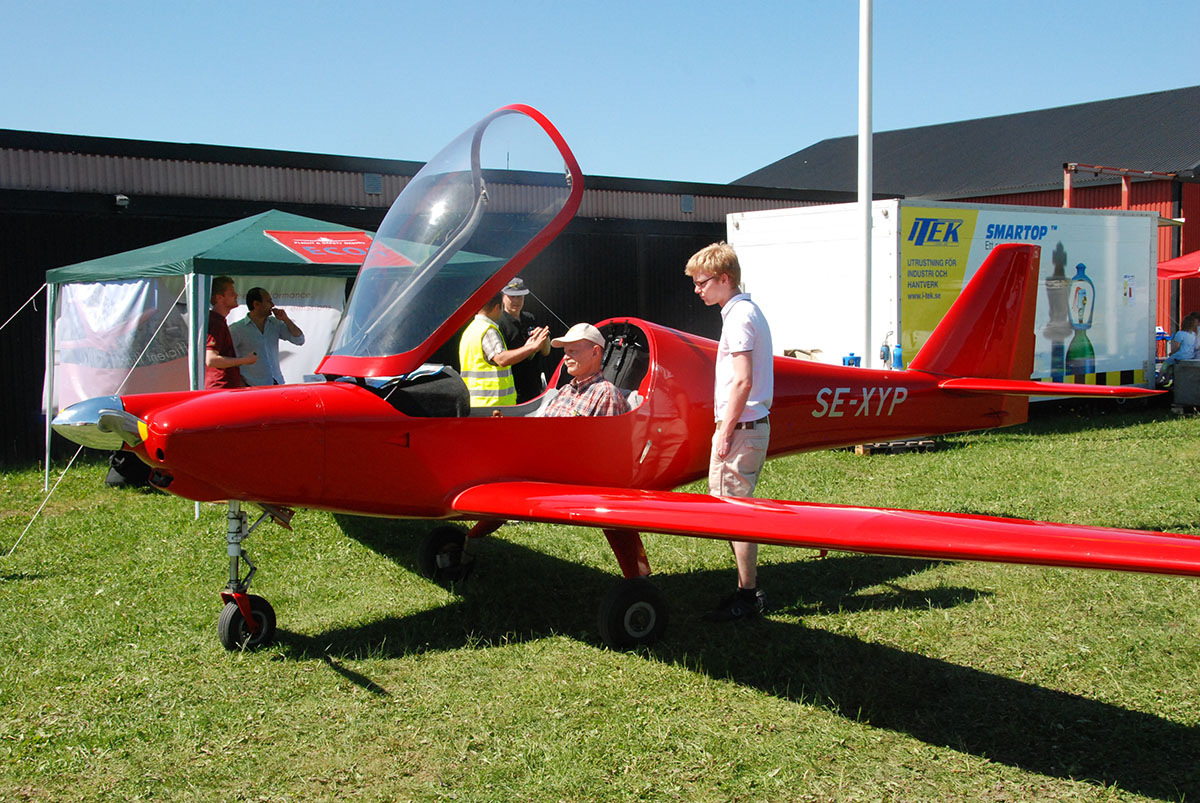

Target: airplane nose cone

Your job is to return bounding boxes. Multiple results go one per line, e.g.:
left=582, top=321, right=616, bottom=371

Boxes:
left=51, top=395, right=139, bottom=450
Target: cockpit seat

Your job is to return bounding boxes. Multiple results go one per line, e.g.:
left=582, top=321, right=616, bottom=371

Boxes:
left=601, top=323, right=650, bottom=393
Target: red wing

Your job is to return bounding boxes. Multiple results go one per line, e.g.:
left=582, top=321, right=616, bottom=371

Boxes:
left=451, top=481, right=1200, bottom=577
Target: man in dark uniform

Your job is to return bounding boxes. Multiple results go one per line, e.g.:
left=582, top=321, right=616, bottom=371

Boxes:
left=497, top=277, right=552, bottom=403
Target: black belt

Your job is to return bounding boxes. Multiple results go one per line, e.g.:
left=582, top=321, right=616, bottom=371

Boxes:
left=718, top=416, right=769, bottom=430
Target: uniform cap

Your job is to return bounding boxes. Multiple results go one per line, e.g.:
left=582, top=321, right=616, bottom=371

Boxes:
left=502, top=278, right=530, bottom=296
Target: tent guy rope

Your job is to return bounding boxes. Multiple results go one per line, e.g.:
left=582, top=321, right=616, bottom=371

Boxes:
left=6, top=445, right=83, bottom=558
left=17, top=283, right=190, bottom=554
left=0, top=283, right=45, bottom=334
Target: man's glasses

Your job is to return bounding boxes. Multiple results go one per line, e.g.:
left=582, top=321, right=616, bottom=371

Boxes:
left=693, top=275, right=715, bottom=288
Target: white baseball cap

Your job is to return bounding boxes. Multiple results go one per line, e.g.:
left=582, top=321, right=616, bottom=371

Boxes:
left=551, top=322, right=604, bottom=348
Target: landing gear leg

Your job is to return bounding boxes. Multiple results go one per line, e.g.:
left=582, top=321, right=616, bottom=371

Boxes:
left=217, top=501, right=277, bottom=650
left=597, top=529, right=668, bottom=649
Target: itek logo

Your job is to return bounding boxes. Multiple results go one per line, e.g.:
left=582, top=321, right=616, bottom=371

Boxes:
left=907, top=217, right=963, bottom=247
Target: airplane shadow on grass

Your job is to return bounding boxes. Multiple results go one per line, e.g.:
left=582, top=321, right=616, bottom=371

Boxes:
left=274, top=515, right=1198, bottom=802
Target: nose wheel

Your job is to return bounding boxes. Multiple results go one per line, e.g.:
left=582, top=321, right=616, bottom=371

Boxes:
left=217, top=593, right=276, bottom=650
left=216, top=501, right=290, bottom=651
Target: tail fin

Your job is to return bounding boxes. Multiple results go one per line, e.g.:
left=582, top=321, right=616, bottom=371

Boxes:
left=907, top=243, right=1039, bottom=379
left=908, top=243, right=1160, bottom=399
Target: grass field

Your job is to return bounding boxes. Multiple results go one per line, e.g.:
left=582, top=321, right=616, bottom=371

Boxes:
left=1, top=401, right=1198, bottom=801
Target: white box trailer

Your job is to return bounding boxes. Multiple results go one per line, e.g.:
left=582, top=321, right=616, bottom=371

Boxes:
left=728, top=199, right=1158, bottom=389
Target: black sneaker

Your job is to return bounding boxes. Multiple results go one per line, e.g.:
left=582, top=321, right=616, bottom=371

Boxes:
left=703, top=587, right=767, bottom=622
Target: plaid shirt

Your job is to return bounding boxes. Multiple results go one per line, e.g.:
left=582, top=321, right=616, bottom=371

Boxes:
left=540, top=372, right=630, bottom=417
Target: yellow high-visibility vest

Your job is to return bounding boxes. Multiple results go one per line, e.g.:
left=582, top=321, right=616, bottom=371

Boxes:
left=458, top=315, right=516, bottom=407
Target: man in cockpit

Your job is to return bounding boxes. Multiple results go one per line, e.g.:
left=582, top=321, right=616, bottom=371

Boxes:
left=536, top=323, right=629, bottom=417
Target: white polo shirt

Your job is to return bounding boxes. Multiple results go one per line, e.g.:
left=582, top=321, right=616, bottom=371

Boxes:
left=715, top=293, right=774, bottom=423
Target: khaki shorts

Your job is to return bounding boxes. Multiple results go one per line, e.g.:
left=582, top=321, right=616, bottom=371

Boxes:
left=708, top=421, right=770, bottom=498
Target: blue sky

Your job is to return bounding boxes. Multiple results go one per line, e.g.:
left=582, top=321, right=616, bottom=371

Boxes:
left=2, top=0, right=1197, bottom=184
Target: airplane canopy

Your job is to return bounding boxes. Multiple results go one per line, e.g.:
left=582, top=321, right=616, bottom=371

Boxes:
left=319, top=105, right=583, bottom=379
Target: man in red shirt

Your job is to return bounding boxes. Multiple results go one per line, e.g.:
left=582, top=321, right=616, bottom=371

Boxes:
left=204, top=276, right=257, bottom=389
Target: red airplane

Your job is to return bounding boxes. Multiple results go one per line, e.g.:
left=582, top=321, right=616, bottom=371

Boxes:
left=52, top=104, right=1200, bottom=652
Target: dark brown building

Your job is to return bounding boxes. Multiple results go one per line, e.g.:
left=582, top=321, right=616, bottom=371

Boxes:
left=0, top=129, right=849, bottom=464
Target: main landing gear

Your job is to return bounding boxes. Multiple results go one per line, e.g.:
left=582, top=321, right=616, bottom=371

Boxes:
left=416, top=524, right=480, bottom=583
left=212, top=511, right=669, bottom=652
left=596, top=529, right=667, bottom=649
left=416, top=522, right=669, bottom=650
left=597, top=577, right=669, bottom=650
left=216, top=501, right=291, bottom=651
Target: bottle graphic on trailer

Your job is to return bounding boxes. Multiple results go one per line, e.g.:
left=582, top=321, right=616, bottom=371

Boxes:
left=1042, top=242, right=1071, bottom=382
left=1065, top=263, right=1095, bottom=375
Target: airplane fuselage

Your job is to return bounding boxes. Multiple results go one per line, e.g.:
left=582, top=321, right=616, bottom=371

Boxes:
left=119, top=317, right=1027, bottom=518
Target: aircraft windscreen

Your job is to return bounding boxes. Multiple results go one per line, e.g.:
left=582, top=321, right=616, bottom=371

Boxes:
left=329, top=109, right=575, bottom=361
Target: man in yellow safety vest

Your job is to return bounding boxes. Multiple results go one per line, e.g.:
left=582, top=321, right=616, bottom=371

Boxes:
left=458, top=292, right=550, bottom=407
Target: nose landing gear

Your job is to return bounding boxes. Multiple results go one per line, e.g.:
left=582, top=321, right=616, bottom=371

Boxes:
left=216, top=501, right=291, bottom=651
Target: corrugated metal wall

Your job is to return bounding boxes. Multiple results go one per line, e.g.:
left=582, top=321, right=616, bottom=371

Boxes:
left=1180, top=183, right=1200, bottom=318
left=0, top=148, right=409, bottom=208
left=0, top=134, right=847, bottom=464
left=0, top=146, right=822, bottom=225
left=963, top=180, right=1195, bottom=334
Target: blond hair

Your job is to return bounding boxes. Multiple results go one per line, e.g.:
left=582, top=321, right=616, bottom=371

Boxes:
left=685, top=242, right=741, bottom=287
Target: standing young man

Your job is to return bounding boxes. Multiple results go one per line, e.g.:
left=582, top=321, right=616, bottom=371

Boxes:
left=685, top=242, right=774, bottom=621
left=205, top=275, right=257, bottom=389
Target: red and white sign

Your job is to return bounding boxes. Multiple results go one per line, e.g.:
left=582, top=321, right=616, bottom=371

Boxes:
left=264, top=230, right=374, bottom=264
left=363, top=241, right=416, bottom=267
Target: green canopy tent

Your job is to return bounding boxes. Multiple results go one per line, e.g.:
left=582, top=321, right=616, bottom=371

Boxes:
left=44, top=209, right=372, bottom=481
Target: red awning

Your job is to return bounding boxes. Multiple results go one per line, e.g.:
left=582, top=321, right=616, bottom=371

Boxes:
left=1159, top=250, right=1200, bottom=281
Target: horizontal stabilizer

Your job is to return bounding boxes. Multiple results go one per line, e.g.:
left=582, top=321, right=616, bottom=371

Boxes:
left=937, top=377, right=1162, bottom=398
left=451, top=481, right=1200, bottom=578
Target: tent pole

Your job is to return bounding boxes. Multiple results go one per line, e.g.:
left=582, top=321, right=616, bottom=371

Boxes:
left=188, top=273, right=205, bottom=392
left=43, top=283, right=56, bottom=492
left=189, top=273, right=207, bottom=520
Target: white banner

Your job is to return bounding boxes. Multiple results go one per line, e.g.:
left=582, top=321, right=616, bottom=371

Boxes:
left=48, top=274, right=348, bottom=413
left=51, top=277, right=189, bottom=411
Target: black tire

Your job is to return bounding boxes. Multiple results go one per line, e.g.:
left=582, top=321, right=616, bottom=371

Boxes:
left=217, top=594, right=276, bottom=651
left=417, top=526, right=470, bottom=582
left=597, top=577, right=668, bottom=650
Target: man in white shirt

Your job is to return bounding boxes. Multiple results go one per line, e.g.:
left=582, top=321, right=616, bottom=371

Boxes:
left=686, top=242, right=774, bottom=622
left=230, top=287, right=305, bottom=386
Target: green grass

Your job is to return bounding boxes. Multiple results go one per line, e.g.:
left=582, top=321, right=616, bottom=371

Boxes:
left=2, top=401, right=1199, bottom=801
